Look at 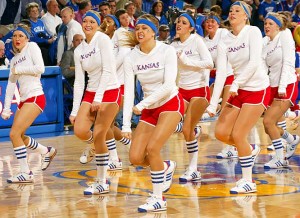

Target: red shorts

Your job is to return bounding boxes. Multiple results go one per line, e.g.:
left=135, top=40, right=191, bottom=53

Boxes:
left=179, top=87, right=210, bottom=103
left=224, top=75, right=234, bottom=86
left=227, top=87, right=270, bottom=109
left=82, top=88, right=121, bottom=106
left=269, top=82, right=298, bottom=106
left=120, top=84, right=124, bottom=96
left=210, top=69, right=216, bottom=78
left=18, top=95, right=46, bottom=112
left=140, top=94, right=184, bottom=126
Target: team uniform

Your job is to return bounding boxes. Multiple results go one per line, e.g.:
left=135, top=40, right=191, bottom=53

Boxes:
left=72, top=31, right=120, bottom=195
left=171, top=34, right=213, bottom=182
left=122, top=41, right=182, bottom=212
left=263, top=28, right=300, bottom=165
left=216, top=25, right=269, bottom=194
left=112, top=27, right=132, bottom=96
left=3, top=42, right=56, bottom=183
left=204, top=28, right=237, bottom=159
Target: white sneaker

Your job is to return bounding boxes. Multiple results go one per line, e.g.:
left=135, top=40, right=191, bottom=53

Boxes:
left=41, top=147, right=57, bottom=171
left=137, top=194, right=167, bottom=213
left=285, top=135, right=300, bottom=159
left=84, top=181, right=109, bottom=195
left=216, top=145, right=238, bottom=159
left=194, top=125, right=202, bottom=139
left=251, top=144, right=261, bottom=164
left=107, top=159, right=122, bottom=171
left=179, top=168, right=201, bottom=182
left=79, top=146, right=95, bottom=164
left=162, top=160, right=176, bottom=193
left=230, top=178, right=257, bottom=194
left=7, top=171, right=34, bottom=183
left=264, top=157, right=289, bottom=169
left=267, top=144, right=274, bottom=151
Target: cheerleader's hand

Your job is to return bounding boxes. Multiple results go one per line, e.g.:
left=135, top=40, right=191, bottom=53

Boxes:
left=1, top=109, right=11, bottom=120
left=122, top=132, right=132, bottom=140
left=133, top=106, right=141, bottom=115
left=278, top=92, right=286, bottom=98
left=229, top=91, right=238, bottom=97
left=69, top=115, right=76, bottom=125
left=91, top=101, right=101, bottom=112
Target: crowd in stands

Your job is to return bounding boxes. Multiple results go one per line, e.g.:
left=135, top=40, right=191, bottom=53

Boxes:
left=1, top=0, right=300, bottom=79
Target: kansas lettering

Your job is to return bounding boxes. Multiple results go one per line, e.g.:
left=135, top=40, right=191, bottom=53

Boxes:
left=13, top=56, right=26, bottom=66
left=81, top=48, right=96, bottom=60
left=137, top=62, right=160, bottom=71
left=228, top=43, right=245, bottom=52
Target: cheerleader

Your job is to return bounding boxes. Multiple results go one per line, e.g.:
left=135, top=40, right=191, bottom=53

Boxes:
left=1, top=24, right=57, bottom=183
left=122, top=14, right=182, bottom=212
left=69, top=11, right=120, bottom=194
left=263, top=12, right=299, bottom=168
left=171, top=13, right=213, bottom=182
left=214, top=1, right=270, bottom=194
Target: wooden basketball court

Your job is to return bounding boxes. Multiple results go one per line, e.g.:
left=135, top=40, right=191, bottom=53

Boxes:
left=0, top=118, right=300, bottom=217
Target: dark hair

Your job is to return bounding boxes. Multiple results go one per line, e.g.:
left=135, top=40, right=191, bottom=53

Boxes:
left=77, top=0, right=91, bottom=10
left=99, top=1, right=110, bottom=8
left=150, top=1, right=164, bottom=17
left=115, top=9, right=127, bottom=20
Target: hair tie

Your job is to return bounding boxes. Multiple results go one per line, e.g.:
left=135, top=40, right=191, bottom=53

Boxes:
left=83, top=11, right=101, bottom=26
left=265, top=14, right=282, bottom=28
left=231, top=2, right=251, bottom=19
left=179, top=13, right=195, bottom=28
left=106, top=15, right=120, bottom=29
left=136, top=19, right=158, bottom=34
left=14, top=26, right=31, bottom=39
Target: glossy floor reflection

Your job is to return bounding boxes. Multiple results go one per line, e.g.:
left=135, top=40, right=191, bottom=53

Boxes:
left=0, top=118, right=300, bottom=217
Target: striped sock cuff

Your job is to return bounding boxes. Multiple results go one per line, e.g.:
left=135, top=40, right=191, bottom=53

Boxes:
left=95, top=153, right=109, bottom=166
left=174, top=122, right=183, bottom=133
left=151, top=170, right=164, bottom=184
left=277, top=121, right=287, bottom=130
left=106, top=139, right=116, bottom=151
left=119, top=137, right=131, bottom=146
left=186, top=140, right=198, bottom=153
left=14, top=145, right=27, bottom=159
left=84, top=131, right=94, bottom=144
left=272, top=139, right=283, bottom=150
left=239, top=155, right=253, bottom=168
left=282, top=130, right=289, bottom=140
left=26, top=137, right=38, bottom=150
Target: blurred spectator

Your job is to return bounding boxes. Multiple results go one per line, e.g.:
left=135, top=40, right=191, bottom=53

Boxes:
left=66, top=0, right=79, bottom=11
left=277, top=0, right=298, bottom=12
left=27, top=2, right=55, bottom=65
left=125, top=1, right=136, bottom=29
left=0, top=40, right=9, bottom=69
left=41, top=0, right=63, bottom=36
left=99, top=1, right=111, bottom=21
left=108, top=0, right=117, bottom=15
left=57, top=7, right=84, bottom=64
left=60, top=33, right=83, bottom=86
left=91, top=0, right=102, bottom=11
left=115, top=9, right=131, bottom=29
left=142, top=0, right=155, bottom=13
left=0, top=0, right=21, bottom=26
left=157, top=24, right=170, bottom=44
left=210, top=4, right=222, bottom=17
left=116, top=0, right=130, bottom=11
left=293, top=2, right=300, bottom=23
left=132, top=0, right=145, bottom=17
left=75, top=0, right=92, bottom=24
left=150, top=1, right=168, bottom=25
left=0, top=25, right=10, bottom=39
left=192, top=0, right=211, bottom=13
left=21, top=0, right=43, bottom=19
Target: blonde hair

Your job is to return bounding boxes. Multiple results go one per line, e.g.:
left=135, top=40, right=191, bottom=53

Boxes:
left=121, top=14, right=159, bottom=47
left=230, top=1, right=252, bottom=25
left=266, top=12, right=286, bottom=30
left=26, top=2, right=39, bottom=16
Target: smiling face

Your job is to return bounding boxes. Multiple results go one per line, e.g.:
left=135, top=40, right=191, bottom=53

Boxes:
left=82, top=16, right=99, bottom=37
left=104, top=16, right=116, bottom=35
left=229, top=5, right=248, bottom=26
left=176, top=16, right=193, bottom=36
left=135, top=23, right=155, bottom=43
left=12, top=30, right=29, bottom=52
left=203, top=18, right=219, bottom=36
left=264, top=18, right=280, bottom=39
